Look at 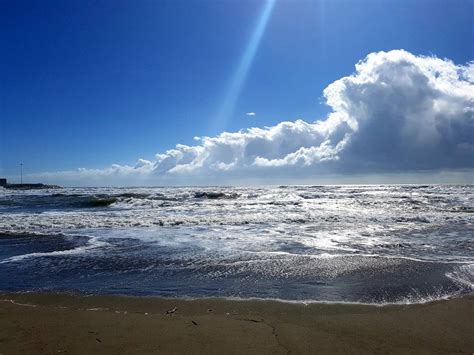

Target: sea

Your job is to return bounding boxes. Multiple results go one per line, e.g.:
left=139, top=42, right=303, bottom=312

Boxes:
left=0, top=185, right=472, bottom=305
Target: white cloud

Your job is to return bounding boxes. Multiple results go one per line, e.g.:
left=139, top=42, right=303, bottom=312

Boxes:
left=329, top=50, right=474, bottom=172
left=246, top=112, right=257, bottom=116
left=34, top=50, right=474, bottom=184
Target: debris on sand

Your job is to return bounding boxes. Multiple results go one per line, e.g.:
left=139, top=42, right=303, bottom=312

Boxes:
left=165, top=307, right=177, bottom=315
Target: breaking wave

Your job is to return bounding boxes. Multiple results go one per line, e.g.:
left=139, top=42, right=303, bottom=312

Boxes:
left=446, top=264, right=474, bottom=290
left=0, top=232, right=108, bottom=264
left=0, top=185, right=473, bottom=303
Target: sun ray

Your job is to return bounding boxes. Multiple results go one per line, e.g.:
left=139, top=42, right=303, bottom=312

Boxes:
left=213, top=0, right=276, bottom=131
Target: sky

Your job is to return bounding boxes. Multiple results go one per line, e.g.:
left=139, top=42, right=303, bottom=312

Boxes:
left=1, top=0, right=473, bottom=186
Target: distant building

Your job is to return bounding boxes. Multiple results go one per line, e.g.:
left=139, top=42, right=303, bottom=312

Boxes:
left=0, top=178, right=6, bottom=187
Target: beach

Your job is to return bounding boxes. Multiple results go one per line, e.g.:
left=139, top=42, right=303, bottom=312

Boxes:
left=0, top=292, right=472, bottom=354
left=1, top=185, right=473, bottom=353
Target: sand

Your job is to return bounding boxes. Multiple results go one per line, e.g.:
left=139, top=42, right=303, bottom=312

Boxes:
left=0, top=292, right=472, bottom=354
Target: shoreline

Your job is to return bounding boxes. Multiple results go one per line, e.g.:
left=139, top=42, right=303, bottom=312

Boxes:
left=2, top=288, right=473, bottom=306
left=1, top=292, right=472, bottom=354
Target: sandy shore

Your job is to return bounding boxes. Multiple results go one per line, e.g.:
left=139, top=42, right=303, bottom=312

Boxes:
left=0, top=293, right=472, bottom=354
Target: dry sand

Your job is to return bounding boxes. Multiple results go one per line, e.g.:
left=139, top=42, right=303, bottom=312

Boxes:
left=0, top=292, right=472, bottom=354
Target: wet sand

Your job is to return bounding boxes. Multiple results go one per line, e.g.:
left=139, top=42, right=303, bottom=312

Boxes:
left=0, top=293, right=472, bottom=354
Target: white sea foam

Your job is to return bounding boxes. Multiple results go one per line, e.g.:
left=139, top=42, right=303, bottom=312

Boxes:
left=445, top=264, right=474, bottom=290
left=191, top=292, right=462, bottom=307
left=0, top=185, right=473, bottom=264
left=0, top=236, right=108, bottom=264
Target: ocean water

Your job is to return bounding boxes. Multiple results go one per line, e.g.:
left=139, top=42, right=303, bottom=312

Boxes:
left=0, top=185, right=472, bottom=304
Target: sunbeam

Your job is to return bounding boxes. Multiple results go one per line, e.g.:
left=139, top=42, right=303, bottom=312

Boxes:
left=213, top=0, right=276, bottom=131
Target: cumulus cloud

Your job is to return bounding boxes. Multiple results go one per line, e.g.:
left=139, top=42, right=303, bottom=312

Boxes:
left=37, top=50, right=474, bottom=184
left=328, top=50, right=474, bottom=172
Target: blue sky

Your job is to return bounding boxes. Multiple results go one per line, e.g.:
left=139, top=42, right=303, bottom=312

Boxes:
left=1, top=0, right=473, bottom=185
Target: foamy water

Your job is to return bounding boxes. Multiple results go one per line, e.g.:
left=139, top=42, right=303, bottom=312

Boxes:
left=0, top=185, right=472, bottom=304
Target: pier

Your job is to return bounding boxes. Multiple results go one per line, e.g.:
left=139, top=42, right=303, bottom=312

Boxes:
left=0, top=178, right=60, bottom=190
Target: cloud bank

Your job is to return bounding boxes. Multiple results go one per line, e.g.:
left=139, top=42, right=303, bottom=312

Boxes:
left=35, top=50, right=474, bottom=185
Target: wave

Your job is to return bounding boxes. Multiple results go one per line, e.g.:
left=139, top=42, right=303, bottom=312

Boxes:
left=1, top=230, right=472, bottom=304
left=445, top=264, right=474, bottom=290
left=200, top=292, right=467, bottom=307
left=0, top=234, right=108, bottom=264
left=394, top=216, right=430, bottom=223
left=82, top=197, right=118, bottom=207
left=194, top=191, right=240, bottom=199
left=452, top=206, right=474, bottom=213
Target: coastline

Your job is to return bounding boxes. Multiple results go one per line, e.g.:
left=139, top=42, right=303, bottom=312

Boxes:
left=0, top=292, right=472, bottom=354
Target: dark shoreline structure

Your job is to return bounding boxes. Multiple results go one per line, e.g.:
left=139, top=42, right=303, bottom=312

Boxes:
left=0, top=178, right=60, bottom=190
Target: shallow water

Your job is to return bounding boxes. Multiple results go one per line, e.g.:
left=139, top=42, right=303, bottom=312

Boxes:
left=0, top=185, right=472, bottom=304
